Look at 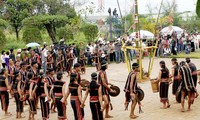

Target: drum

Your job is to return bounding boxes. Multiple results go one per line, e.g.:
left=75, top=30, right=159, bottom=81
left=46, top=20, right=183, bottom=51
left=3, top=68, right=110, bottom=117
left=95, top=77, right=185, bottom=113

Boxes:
left=109, top=85, right=120, bottom=97
left=80, top=79, right=90, bottom=90
left=137, top=88, right=144, bottom=101
left=151, top=79, right=159, bottom=93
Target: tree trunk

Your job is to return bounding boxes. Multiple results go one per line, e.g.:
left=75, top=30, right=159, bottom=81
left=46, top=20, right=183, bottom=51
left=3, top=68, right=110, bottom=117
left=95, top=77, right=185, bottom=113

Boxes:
left=15, top=27, right=19, bottom=40
left=45, top=23, right=57, bottom=42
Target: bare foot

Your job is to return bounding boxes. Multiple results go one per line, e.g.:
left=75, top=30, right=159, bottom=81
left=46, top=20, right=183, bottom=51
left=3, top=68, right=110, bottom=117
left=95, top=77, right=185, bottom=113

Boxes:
left=187, top=108, right=191, bottom=111
left=5, top=112, right=12, bottom=116
left=181, top=108, right=185, bottom=112
left=196, top=94, right=199, bottom=98
left=167, top=104, right=171, bottom=108
left=19, top=116, right=25, bottom=119
left=129, top=115, right=139, bottom=119
left=160, top=106, right=167, bottom=109
left=51, top=110, right=57, bottom=113
left=105, top=115, right=113, bottom=118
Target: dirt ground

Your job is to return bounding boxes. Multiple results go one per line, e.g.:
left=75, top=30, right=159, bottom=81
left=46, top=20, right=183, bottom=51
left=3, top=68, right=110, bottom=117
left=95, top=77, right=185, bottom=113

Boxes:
left=1, top=58, right=200, bottom=120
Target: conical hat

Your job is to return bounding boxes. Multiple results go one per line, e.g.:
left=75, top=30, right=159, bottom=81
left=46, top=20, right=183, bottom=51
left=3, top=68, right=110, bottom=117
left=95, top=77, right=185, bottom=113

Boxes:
left=109, top=85, right=120, bottom=97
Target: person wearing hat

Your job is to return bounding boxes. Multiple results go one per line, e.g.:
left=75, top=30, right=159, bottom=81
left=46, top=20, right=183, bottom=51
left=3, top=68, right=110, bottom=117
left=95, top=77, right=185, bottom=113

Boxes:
left=124, top=63, right=140, bottom=119
left=0, top=68, right=12, bottom=116
left=178, top=61, right=196, bottom=112
left=61, top=73, right=84, bottom=120
left=170, top=58, right=181, bottom=97
left=157, top=61, right=170, bottom=109
left=12, top=70, right=25, bottom=118
left=50, top=72, right=67, bottom=120
left=98, top=60, right=114, bottom=118
left=81, top=72, right=103, bottom=120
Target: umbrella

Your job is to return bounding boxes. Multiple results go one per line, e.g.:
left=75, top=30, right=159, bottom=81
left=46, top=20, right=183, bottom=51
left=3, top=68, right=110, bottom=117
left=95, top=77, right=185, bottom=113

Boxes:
left=130, top=30, right=154, bottom=40
left=160, top=26, right=183, bottom=35
left=26, top=42, right=40, bottom=47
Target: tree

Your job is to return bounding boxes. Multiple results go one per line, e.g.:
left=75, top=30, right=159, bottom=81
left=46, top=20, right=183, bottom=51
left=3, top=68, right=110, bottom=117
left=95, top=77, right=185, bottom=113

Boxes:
left=0, top=19, right=8, bottom=28
left=30, top=0, right=77, bottom=18
left=81, top=23, right=98, bottom=42
left=197, top=0, right=200, bottom=17
left=0, top=30, right=6, bottom=50
left=57, top=24, right=74, bottom=42
left=4, top=0, right=31, bottom=40
left=23, top=15, right=68, bottom=42
left=22, top=27, right=42, bottom=44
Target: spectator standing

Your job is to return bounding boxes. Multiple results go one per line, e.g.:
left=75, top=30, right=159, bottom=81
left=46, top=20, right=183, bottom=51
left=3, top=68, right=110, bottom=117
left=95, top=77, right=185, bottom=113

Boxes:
left=114, top=39, right=122, bottom=63
left=1, top=51, right=6, bottom=68
left=41, top=44, right=48, bottom=75
left=9, top=49, right=15, bottom=62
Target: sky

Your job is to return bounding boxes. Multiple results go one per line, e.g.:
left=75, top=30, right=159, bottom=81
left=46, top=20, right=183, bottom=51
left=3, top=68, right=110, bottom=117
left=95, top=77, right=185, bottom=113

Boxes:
left=73, top=0, right=197, bottom=16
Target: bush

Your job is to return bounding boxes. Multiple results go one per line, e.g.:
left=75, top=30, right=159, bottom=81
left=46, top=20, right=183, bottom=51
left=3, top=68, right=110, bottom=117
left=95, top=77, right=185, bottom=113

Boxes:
left=4, top=39, right=26, bottom=50
left=57, top=24, right=74, bottom=42
left=81, top=23, right=98, bottom=42
left=0, top=30, right=6, bottom=50
left=22, top=27, right=43, bottom=44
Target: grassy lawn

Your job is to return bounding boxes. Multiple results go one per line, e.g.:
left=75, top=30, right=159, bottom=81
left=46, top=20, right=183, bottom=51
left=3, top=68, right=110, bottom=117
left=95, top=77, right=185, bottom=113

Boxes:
left=170, top=51, right=200, bottom=59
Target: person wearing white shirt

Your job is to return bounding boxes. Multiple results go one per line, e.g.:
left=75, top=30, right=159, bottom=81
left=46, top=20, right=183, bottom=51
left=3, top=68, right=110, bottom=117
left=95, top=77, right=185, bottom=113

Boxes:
left=197, top=33, right=200, bottom=48
left=194, top=34, right=199, bottom=50
left=163, top=45, right=171, bottom=57
left=42, top=45, right=48, bottom=75
left=1, top=51, right=6, bottom=68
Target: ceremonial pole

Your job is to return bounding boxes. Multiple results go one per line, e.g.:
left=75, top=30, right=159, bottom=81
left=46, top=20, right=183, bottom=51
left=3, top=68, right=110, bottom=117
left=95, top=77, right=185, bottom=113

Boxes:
left=148, top=0, right=164, bottom=76
left=133, top=0, right=143, bottom=79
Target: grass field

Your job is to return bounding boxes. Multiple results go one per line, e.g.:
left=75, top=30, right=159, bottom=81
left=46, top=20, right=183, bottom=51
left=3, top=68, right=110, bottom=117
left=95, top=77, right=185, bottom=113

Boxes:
left=170, top=51, right=200, bottom=59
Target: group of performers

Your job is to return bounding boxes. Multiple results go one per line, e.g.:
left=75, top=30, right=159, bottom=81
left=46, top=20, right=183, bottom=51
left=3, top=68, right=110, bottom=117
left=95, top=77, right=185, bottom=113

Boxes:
left=0, top=44, right=200, bottom=120
left=0, top=54, right=116, bottom=120
left=157, top=57, right=199, bottom=112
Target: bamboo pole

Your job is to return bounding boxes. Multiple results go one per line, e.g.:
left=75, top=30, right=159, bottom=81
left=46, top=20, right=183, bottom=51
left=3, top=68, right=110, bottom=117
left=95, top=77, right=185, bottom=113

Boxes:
left=148, top=0, right=164, bottom=76
left=122, top=41, right=131, bottom=72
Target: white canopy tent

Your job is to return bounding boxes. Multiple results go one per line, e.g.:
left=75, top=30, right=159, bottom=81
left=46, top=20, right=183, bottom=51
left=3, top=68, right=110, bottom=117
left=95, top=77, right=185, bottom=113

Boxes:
left=160, top=26, right=183, bottom=35
left=130, top=30, right=154, bottom=40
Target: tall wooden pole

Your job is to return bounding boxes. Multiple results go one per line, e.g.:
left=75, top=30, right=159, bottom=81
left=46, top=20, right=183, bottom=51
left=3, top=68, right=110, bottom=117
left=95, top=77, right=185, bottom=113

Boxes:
left=133, top=0, right=143, bottom=79
left=116, top=0, right=126, bottom=33
left=148, top=0, right=164, bottom=76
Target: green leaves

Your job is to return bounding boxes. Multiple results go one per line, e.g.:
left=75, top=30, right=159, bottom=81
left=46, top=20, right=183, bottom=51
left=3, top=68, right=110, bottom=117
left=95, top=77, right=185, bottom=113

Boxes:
left=81, top=23, right=98, bottom=42
left=4, top=0, right=32, bottom=39
left=22, top=15, right=68, bottom=26
left=22, top=27, right=43, bottom=44
left=197, top=0, right=200, bottom=17
left=0, top=19, right=8, bottom=28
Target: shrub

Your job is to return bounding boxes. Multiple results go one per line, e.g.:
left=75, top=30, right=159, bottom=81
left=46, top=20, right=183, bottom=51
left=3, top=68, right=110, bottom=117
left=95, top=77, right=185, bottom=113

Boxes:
left=22, top=27, right=43, bottom=44
left=0, top=30, right=6, bottom=50
left=4, top=37, right=26, bottom=50
left=57, top=24, right=74, bottom=42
